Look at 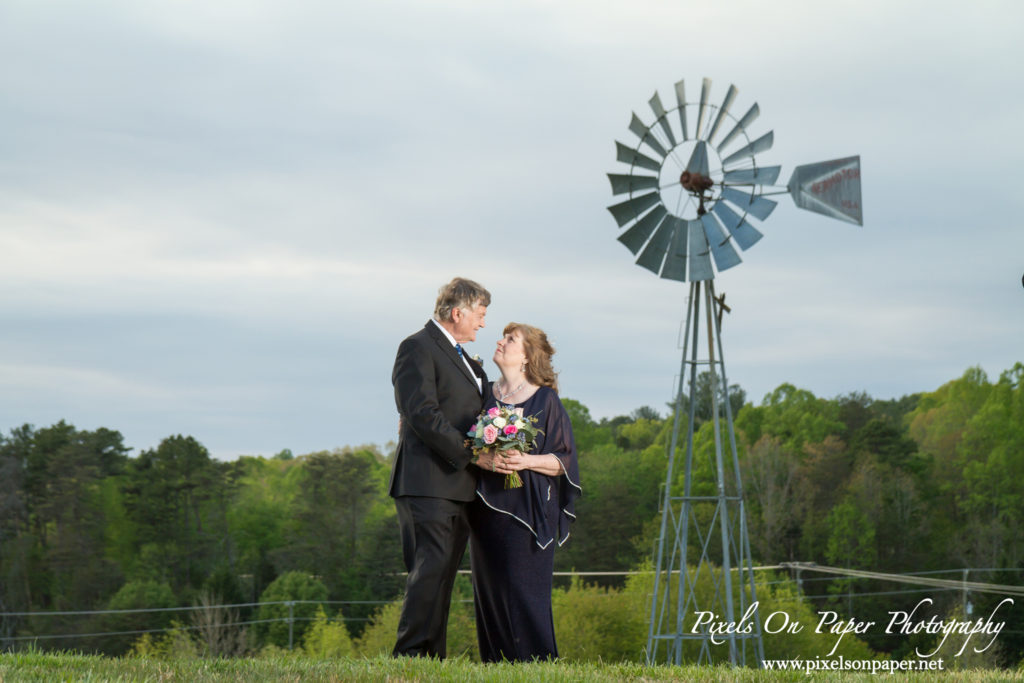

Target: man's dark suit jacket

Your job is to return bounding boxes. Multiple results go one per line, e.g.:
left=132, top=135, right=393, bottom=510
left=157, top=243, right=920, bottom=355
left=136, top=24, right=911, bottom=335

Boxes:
left=389, top=321, right=487, bottom=502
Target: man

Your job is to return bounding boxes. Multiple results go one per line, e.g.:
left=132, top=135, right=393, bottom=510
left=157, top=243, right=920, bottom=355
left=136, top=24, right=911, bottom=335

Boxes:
left=389, top=277, right=490, bottom=658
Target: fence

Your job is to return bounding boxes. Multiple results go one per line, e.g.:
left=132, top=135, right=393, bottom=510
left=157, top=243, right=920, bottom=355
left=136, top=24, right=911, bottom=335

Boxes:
left=2, top=565, right=1022, bottom=652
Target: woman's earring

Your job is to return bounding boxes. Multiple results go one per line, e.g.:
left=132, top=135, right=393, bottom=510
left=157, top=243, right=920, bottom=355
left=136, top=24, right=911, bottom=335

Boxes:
left=521, top=361, right=527, bottom=373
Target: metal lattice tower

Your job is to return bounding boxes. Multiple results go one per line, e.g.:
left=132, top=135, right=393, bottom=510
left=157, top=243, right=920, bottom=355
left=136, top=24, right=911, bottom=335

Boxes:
left=647, top=278, right=763, bottom=666
left=605, top=77, right=862, bottom=667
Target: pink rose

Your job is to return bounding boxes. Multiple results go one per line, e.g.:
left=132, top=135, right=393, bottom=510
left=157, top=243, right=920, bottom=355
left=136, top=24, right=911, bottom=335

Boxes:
left=487, top=406, right=501, bottom=418
left=468, top=423, right=477, bottom=433
left=503, top=424, right=518, bottom=435
left=483, top=424, right=499, bottom=444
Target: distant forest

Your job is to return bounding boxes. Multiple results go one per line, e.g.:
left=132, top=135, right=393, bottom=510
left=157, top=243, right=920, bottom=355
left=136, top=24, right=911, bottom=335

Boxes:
left=1, top=363, right=1022, bottom=665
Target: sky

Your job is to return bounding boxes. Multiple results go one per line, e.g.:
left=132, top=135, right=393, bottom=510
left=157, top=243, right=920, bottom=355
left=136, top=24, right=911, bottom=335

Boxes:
left=1, top=0, right=1022, bottom=460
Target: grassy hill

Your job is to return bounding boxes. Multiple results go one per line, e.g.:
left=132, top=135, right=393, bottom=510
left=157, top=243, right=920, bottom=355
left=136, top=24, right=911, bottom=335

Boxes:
left=1, top=652, right=1022, bottom=682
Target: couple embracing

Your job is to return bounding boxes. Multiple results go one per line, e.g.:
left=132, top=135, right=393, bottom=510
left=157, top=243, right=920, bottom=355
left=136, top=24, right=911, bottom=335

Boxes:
left=388, top=277, right=582, bottom=662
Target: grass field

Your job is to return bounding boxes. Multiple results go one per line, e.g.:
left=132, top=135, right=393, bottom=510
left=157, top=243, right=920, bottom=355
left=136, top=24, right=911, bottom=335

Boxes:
left=1, top=653, right=1023, bottom=682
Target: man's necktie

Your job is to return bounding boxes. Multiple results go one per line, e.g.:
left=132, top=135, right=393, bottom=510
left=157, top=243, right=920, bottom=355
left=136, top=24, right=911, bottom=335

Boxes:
left=455, top=343, right=464, bottom=357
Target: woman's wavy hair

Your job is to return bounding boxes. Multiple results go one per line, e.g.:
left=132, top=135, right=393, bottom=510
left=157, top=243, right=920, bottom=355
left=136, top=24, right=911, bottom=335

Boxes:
left=505, top=322, right=558, bottom=394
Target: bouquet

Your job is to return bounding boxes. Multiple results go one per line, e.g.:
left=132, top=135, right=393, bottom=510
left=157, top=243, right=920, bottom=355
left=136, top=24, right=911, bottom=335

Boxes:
left=466, top=404, right=542, bottom=489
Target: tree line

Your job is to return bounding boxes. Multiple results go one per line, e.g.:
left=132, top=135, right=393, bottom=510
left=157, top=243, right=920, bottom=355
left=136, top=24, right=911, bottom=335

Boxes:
left=1, top=362, right=1022, bottom=665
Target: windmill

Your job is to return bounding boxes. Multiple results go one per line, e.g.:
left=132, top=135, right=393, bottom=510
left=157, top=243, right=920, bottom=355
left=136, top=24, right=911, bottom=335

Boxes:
left=607, top=77, right=862, bottom=667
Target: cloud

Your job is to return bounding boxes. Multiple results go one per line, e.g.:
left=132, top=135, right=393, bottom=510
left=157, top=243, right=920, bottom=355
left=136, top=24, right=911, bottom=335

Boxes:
left=1, top=0, right=1022, bottom=458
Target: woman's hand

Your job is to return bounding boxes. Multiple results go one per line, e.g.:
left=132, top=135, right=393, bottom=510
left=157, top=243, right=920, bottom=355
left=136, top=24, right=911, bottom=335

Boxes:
left=495, top=449, right=527, bottom=474
left=471, top=449, right=526, bottom=475
left=491, top=449, right=565, bottom=477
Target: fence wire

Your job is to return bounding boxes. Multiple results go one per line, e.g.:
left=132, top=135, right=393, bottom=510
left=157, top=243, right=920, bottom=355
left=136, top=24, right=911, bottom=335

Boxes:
left=2, top=565, right=1021, bottom=648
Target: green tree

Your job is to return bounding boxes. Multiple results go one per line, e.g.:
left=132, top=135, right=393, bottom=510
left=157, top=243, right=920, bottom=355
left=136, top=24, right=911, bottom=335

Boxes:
left=823, top=499, right=876, bottom=619
left=850, top=418, right=921, bottom=473
left=562, top=398, right=606, bottom=452
left=631, top=405, right=662, bottom=421
left=793, top=436, right=852, bottom=562
left=122, top=435, right=234, bottom=591
left=615, top=417, right=664, bottom=451
left=736, top=383, right=845, bottom=451
left=957, top=363, right=1024, bottom=568
left=279, top=448, right=401, bottom=630
left=674, top=371, right=747, bottom=428
left=906, top=366, right=991, bottom=487
left=741, top=436, right=801, bottom=563
left=0, top=422, right=129, bottom=649
left=226, top=455, right=298, bottom=602
left=0, top=426, right=31, bottom=628
left=824, top=500, right=876, bottom=570
left=35, top=425, right=128, bottom=611
left=103, top=579, right=178, bottom=654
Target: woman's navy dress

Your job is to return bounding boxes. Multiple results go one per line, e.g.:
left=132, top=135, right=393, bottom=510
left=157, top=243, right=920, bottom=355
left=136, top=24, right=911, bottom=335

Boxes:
left=469, top=385, right=581, bottom=662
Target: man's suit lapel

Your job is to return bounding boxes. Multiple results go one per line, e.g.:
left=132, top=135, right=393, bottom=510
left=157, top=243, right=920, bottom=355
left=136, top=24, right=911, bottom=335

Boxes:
left=464, top=355, right=485, bottom=381
left=424, top=322, right=478, bottom=390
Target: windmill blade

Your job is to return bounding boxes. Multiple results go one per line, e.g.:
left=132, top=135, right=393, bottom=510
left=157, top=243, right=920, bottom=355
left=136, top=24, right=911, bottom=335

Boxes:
left=674, top=80, right=689, bottom=141
left=787, top=155, right=863, bottom=225
left=685, top=141, right=711, bottom=176
left=629, top=112, right=668, bottom=158
left=711, top=201, right=764, bottom=251
left=615, top=141, right=662, bottom=173
left=700, top=213, right=742, bottom=272
left=648, top=91, right=678, bottom=147
left=695, top=78, right=711, bottom=140
left=608, top=173, right=660, bottom=196
left=716, top=103, right=760, bottom=153
left=721, top=131, right=774, bottom=167
left=618, top=205, right=668, bottom=254
left=636, top=219, right=674, bottom=274
left=687, top=219, right=714, bottom=281
left=723, top=165, right=781, bottom=186
left=607, top=191, right=661, bottom=227
left=660, top=217, right=688, bottom=281
left=705, top=84, right=738, bottom=144
left=721, top=186, right=778, bottom=221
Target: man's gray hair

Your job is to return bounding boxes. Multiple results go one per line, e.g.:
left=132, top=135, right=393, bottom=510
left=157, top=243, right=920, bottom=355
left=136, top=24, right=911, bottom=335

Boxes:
left=434, top=277, right=491, bottom=322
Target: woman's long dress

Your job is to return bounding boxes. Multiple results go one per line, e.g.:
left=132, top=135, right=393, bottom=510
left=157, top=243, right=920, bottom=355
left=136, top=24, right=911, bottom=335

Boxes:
left=468, top=385, right=582, bottom=662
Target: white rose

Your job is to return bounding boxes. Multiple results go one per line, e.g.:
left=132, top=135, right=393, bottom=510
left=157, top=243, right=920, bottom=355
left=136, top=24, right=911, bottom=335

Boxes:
left=514, top=420, right=526, bottom=430
left=492, top=417, right=507, bottom=429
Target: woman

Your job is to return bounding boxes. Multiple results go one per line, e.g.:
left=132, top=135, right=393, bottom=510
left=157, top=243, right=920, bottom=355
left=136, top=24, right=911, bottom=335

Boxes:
left=469, top=322, right=581, bottom=662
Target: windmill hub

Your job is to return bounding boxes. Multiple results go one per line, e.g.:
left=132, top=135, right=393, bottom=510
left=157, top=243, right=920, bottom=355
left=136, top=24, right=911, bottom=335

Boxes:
left=679, top=170, right=715, bottom=216
left=650, top=138, right=725, bottom=222
left=679, top=170, right=714, bottom=194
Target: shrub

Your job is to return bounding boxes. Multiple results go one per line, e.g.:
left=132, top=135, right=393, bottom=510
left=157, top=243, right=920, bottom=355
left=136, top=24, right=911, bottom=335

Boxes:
left=553, top=575, right=647, bottom=662
left=302, top=606, right=354, bottom=658
left=128, top=620, right=199, bottom=659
